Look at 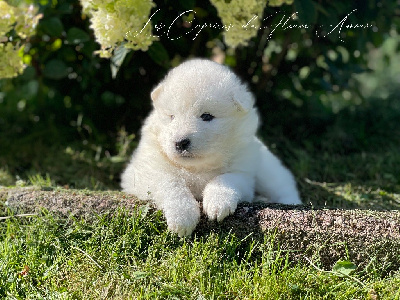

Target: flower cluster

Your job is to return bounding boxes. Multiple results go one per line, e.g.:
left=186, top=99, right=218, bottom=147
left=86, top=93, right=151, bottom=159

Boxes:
left=210, top=0, right=293, bottom=48
left=80, top=0, right=157, bottom=58
left=0, top=43, right=24, bottom=79
left=268, top=0, right=294, bottom=7
left=0, top=1, right=41, bottom=79
left=210, top=0, right=265, bottom=48
left=0, top=1, right=14, bottom=37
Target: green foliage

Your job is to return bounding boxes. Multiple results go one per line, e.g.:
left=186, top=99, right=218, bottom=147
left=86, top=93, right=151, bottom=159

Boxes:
left=294, top=0, right=317, bottom=24
left=0, top=1, right=397, bottom=139
left=66, top=27, right=90, bottom=44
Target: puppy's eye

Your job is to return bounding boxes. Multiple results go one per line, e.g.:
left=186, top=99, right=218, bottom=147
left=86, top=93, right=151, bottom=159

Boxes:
left=200, top=113, right=214, bottom=122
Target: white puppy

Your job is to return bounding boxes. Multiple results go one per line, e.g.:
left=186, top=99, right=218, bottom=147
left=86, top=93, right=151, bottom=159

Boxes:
left=121, top=59, right=301, bottom=236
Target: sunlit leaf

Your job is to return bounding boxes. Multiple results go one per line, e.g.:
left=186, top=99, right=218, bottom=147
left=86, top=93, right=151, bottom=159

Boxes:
left=111, top=43, right=130, bottom=79
left=332, top=260, right=357, bottom=276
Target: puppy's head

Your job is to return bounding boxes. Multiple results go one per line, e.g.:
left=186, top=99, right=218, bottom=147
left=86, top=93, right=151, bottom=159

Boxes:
left=151, top=59, right=258, bottom=170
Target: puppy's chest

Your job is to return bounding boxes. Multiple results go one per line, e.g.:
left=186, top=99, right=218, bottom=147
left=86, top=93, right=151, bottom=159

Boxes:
left=179, top=169, right=220, bottom=199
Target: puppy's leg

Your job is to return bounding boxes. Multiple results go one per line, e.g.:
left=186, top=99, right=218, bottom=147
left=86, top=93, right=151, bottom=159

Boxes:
left=203, top=173, right=254, bottom=222
left=255, top=144, right=302, bottom=205
left=156, top=178, right=200, bottom=237
left=122, top=164, right=200, bottom=236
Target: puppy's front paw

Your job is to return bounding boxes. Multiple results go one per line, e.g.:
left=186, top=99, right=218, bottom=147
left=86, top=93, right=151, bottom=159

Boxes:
left=203, top=184, right=239, bottom=222
left=164, top=201, right=200, bottom=237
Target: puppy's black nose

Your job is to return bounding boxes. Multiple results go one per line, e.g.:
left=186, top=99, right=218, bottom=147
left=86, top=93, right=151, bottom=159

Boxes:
left=175, top=138, right=191, bottom=153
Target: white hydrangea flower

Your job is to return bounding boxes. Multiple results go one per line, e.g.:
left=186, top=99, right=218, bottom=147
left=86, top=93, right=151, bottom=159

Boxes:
left=268, top=0, right=294, bottom=7
left=0, top=1, right=41, bottom=79
left=79, top=0, right=93, bottom=15
left=0, top=1, right=15, bottom=37
left=14, top=4, right=42, bottom=39
left=0, top=43, right=24, bottom=79
left=81, top=0, right=157, bottom=58
left=210, top=0, right=266, bottom=48
left=210, top=0, right=294, bottom=48
left=90, top=10, right=124, bottom=50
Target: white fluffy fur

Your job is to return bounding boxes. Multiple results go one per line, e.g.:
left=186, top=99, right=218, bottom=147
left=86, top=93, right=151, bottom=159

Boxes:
left=121, top=59, right=301, bottom=236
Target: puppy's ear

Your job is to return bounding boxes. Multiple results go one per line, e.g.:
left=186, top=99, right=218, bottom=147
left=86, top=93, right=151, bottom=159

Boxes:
left=151, top=83, right=163, bottom=102
left=233, top=87, right=255, bottom=113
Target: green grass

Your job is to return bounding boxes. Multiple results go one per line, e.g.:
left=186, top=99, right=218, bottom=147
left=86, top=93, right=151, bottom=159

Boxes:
left=291, top=149, right=400, bottom=210
left=1, top=207, right=399, bottom=299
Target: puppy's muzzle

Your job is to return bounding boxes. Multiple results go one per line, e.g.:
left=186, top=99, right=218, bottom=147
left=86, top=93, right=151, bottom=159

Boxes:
left=175, top=138, right=191, bottom=153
